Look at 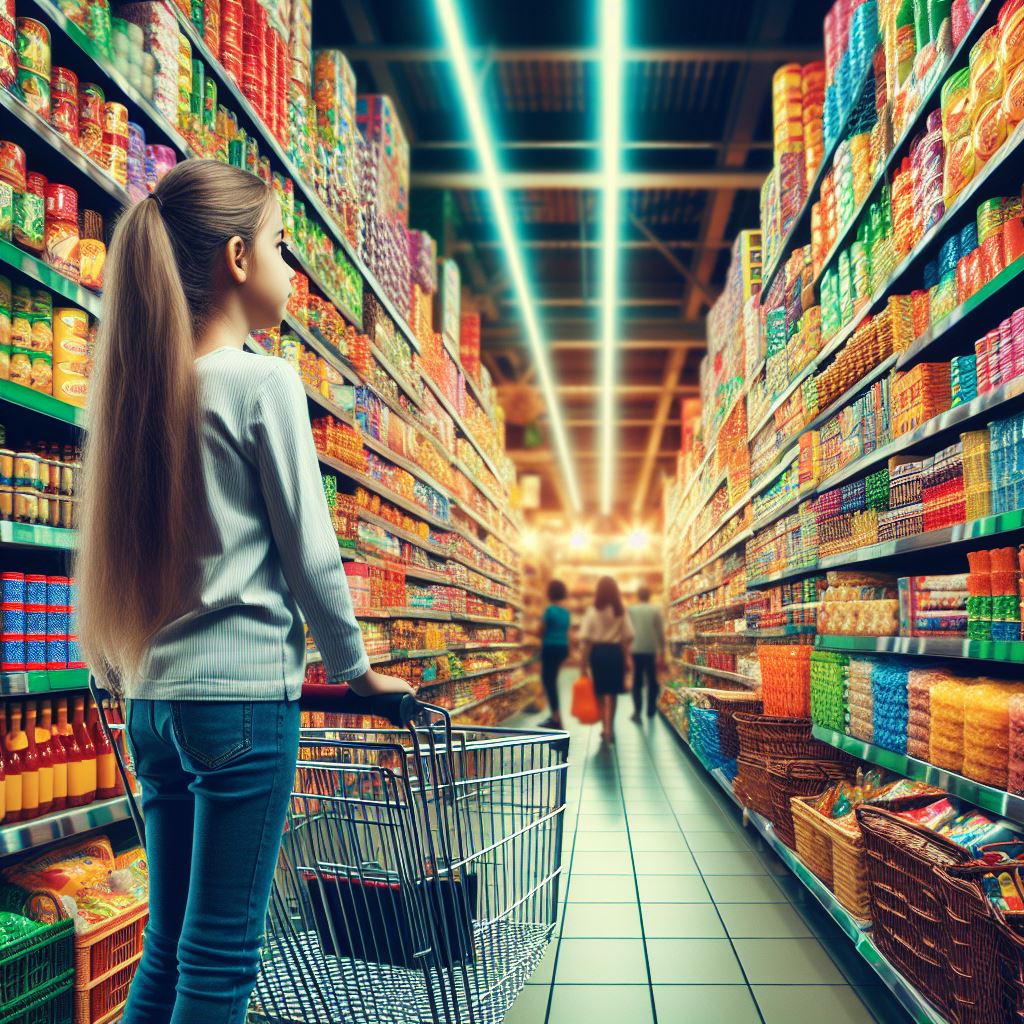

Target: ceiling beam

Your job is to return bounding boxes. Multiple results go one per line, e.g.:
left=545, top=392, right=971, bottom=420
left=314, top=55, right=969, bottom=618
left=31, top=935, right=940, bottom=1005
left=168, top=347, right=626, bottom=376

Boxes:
left=629, top=214, right=718, bottom=306
left=411, top=169, right=766, bottom=190
left=633, top=348, right=686, bottom=515
left=556, top=384, right=699, bottom=396
left=418, top=139, right=774, bottom=152
left=340, top=44, right=824, bottom=63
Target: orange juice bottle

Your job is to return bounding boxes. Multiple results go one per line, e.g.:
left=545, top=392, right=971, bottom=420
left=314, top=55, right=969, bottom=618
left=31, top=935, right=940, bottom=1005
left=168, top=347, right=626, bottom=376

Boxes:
left=88, top=701, right=118, bottom=800
left=27, top=703, right=52, bottom=816
left=6, top=704, right=39, bottom=820
left=71, top=697, right=96, bottom=806
left=57, top=698, right=87, bottom=808
left=42, top=701, right=67, bottom=812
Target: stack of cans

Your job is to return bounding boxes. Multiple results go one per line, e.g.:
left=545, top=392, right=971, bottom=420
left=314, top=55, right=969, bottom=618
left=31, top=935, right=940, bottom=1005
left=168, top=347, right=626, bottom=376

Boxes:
left=0, top=573, right=79, bottom=673
left=0, top=0, right=14, bottom=91
left=103, top=101, right=129, bottom=187
left=119, top=2, right=179, bottom=124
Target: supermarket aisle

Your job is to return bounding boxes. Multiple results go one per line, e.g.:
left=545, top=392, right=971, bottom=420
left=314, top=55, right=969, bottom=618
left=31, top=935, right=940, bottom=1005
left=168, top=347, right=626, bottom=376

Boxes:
left=503, top=673, right=912, bottom=1024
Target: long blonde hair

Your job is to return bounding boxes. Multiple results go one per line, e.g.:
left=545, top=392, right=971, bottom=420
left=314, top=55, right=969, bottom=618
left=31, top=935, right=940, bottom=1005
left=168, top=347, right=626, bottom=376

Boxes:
left=77, top=160, right=273, bottom=683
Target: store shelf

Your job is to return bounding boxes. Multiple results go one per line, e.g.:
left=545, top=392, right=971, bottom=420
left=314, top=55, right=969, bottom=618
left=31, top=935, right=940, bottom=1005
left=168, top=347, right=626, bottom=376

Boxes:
left=661, top=712, right=946, bottom=1024
left=677, top=663, right=759, bottom=689
left=0, top=380, right=85, bottom=428
left=812, top=726, right=1024, bottom=826
left=449, top=677, right=535, bottom=718
left=0, top=795, right=132, bottom=859
left=326, top=457, right=451, bottom=529
left=0, top=87, right=128, bottom=207
left=0, top=521, right=76, bottom=550
left=676, top=602, right=745, bottom=624
left=747, top=507, right=1024, bottom=588
left=458, top=613, right=516, bottom=626
left=452, top=659, right=532, bottom=682
left=815, top=634, right=1024, bottom=663
left=0, top=668, right=90, bottom=695
left=679, top=527, right=754, bottom=584
left=738, top=626, right=816, bottom=638
left=387, top=607, right=452, bottom=621
left=0, top=239, right=102, bottom=317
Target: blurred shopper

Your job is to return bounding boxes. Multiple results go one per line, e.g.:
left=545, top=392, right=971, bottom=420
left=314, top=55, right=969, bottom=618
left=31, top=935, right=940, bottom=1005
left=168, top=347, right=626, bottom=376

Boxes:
left=539, top=579, right=570, bottom=728
left=628, top=586, right=665, bottom=722
left=579, top=576, right=635, bottom=744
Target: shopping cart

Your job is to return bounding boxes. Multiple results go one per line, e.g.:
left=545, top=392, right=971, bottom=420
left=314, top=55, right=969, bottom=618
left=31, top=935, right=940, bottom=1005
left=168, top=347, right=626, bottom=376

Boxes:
left=92, top=679, right=570, bottom=1024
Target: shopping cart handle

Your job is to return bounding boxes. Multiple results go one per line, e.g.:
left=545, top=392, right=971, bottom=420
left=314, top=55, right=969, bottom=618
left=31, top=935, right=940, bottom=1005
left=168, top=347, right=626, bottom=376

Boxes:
left=300, top=683, right=422, bottom=727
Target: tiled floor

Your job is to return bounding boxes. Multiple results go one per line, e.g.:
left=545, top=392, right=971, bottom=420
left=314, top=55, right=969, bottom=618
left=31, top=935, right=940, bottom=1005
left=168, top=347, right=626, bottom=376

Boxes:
left=503, top=675, right=915, bottom=1024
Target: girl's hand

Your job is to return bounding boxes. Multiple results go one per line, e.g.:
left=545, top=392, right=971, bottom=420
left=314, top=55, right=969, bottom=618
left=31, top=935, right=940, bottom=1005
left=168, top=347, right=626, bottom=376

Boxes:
left=348, top=668, right=415, bottom=698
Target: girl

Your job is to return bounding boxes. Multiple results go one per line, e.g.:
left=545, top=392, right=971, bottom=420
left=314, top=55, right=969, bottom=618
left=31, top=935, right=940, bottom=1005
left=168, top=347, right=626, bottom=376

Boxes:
left=579, top=576, right=634, bottom=744
left=77, top=159, right=413, bottom=1024
left=538, top=578, right=570, bottom=729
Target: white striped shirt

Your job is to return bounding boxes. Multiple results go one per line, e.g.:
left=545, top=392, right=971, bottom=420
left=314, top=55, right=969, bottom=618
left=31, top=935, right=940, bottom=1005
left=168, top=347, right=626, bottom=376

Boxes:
left=125, top=347, right=369, bottom=701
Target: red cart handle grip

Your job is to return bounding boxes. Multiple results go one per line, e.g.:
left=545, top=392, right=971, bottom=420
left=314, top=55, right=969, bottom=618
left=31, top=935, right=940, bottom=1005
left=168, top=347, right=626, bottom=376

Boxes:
left=300, top=683, right=421, bottom=727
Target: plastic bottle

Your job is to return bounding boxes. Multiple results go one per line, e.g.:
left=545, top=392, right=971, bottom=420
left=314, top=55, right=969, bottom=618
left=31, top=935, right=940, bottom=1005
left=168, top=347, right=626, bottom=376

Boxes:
left=88, top=701, right=117, bottom=799
left=56, top=697, right=87, bottom=808
left=70, top=696, right=96, bottom=806
left=1, top=707, right=22, bottom=822
left=6, top=703, right=39, bottom=820
left=25, top=702, right=52, bottom=816
left=42, top=701, right=67, bottom=812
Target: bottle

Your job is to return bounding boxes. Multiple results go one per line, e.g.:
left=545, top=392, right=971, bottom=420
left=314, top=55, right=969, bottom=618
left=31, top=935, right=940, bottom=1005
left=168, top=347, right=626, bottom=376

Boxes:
left=27, top=703, right=52, bottom=816
left=70, top=697, right=96, bottom=806
left=42, top=701, right=67, bottom=812
left=1, top=707, right=22, bottom=822
left=88, top=701, right=117, bottom=800
left=6, top=703, right=39, bottom=820
left=57, top=698, right=86, bottom=808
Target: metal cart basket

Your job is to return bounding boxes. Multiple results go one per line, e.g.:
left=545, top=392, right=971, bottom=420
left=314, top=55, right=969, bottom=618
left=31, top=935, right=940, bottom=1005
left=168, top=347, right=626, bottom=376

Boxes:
left=92, top=680, right=570, bottom=1024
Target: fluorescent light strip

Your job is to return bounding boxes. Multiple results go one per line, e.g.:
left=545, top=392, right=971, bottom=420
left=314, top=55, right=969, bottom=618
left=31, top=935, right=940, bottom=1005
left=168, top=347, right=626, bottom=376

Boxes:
left=433, top=0, right=581, bottom=512
left=600, top=0, right=624, bottom=516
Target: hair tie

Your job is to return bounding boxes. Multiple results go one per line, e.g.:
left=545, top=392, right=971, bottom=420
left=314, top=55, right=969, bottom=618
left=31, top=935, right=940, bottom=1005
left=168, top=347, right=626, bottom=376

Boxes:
left=151, top=193, right=163, bottom=211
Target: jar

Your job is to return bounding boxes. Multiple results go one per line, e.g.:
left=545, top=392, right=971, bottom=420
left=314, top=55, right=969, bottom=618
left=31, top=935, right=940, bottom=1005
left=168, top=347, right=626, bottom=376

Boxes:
left=38, top=458, right=56, bottom=493
left=0, top=485, right=12, bottom=520
left=60, top=496, right=74, bottom=529
left=0, top=448, right=12, bottom=484
left=36, top=492, right=48, bottom=525
left=13, top=452, right=38, bottom=488
left=14, top=486, right=37, bottom=523
left=47, top=493, right=60, bottom=527
left=58, top=460, right=73, bottom=496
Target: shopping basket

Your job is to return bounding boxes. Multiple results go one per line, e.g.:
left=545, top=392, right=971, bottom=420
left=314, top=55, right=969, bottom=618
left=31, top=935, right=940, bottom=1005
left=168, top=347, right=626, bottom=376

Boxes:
left=92, top=678, right=570, bottom=1024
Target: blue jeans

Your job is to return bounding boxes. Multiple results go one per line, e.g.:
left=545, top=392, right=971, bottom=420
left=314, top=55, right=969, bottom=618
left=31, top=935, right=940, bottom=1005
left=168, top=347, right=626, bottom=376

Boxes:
left=122, top=698, right=301, bottom=1024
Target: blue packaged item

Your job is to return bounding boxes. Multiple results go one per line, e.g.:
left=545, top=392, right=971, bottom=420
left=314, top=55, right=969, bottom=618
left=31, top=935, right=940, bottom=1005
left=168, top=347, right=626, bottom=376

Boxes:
left=47, top=610, right=70, bottom=635
left=2, top=637, right=25, bottom=670
left=923, top=260, right=939, bottom=289
left=24, top=637, right=45, bottom=669
left=46, top=638, right=68, bottom=669
left=25, top=608, right=46, bottom=634
left=939, top=235, right=960, bottom=276
left=1, top=573, right=25, bottom=604
left=67, top=636, right=84, bottom=668
left=1, top=604, right=25, bottom=634
left=46, top=577, right=69, bottom=607
left=24, top=575, right=46, bottom=606
left=960, top=221, right=978, bottom=255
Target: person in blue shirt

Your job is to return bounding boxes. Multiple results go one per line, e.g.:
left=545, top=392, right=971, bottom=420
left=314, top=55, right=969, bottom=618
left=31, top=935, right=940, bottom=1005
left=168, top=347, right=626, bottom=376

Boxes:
left=539, top=579, right=571, bottom=728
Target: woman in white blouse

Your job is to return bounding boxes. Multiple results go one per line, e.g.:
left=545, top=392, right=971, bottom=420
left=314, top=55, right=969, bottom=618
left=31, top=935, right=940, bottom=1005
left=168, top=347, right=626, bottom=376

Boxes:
left=579, top=576, right=635, bottom=744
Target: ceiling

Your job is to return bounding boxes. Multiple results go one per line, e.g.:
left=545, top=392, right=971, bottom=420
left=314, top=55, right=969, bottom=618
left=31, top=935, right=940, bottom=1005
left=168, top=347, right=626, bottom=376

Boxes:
left=321, top=0, right=833, bottom=523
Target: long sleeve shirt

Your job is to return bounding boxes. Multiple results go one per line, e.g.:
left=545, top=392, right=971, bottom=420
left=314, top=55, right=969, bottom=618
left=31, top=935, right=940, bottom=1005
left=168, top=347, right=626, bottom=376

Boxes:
left=126, top=348, right=369, bottom=701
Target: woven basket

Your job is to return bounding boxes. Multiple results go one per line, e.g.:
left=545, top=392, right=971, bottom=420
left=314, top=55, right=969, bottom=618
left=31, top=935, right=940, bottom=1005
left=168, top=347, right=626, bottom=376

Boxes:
left=704, top=692, right=763, bottom=761
left=790, top=793, right=946, bottom=920
left=857, top=805, right=973, bottom=1019
left=734, top=712, right=843, bottom=761
left=766, top=759, right=857, bottom=849
left=734, top=754, right=774, bottom=817
left=935, top=862, right=1024, bottom=1024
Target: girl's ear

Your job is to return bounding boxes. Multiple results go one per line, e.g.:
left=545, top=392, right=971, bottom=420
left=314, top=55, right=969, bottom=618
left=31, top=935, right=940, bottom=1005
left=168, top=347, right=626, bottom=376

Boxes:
left=224, top=235, right=248, bottom=284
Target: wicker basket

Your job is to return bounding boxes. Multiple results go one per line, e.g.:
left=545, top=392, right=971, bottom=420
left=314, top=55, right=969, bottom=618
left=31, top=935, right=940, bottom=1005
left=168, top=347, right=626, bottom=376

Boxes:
left=857, top=805, right=973, bottom=1019
left=704, top=692, right=763, bottom=761
left=734, top=712, right=845, bottom=761
left=766, top=760, right=857, bottom=849
left=934, top=862, right=1024, bottom=1024
left=734, top=754, right=774, bottom=817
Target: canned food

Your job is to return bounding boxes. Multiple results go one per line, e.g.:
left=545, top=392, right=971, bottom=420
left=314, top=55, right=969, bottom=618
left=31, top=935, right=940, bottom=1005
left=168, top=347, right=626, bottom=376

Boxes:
left=24, top=575, right=45, bottom=605
left=15, top=17, right=49, bottom=77
left=61, top=496, right=74, bottom=530
left=80, top=121, right=102, bottom=161
left=25, top=636, right=44, bottom=669
left=30, top=351, right=51, bottom=393
left=34, top=492, right=48, bottom=526
left=0, top=140, right=25, bottom=189
left=25, top=606, right=45, bottom=633
left=59, top=461, right=74, bottom=496
left=79, top=82, right=104, bottom=123
left=0, top=39, right=14, bottom=92
left=103, top=101, right=128, bottom=134
left=13, top=452, right=38, bottom=488
left=50, top=65, right=77, bottom=96
left=0, top=179, right=10, bottom=241
left=50, top=94, right=78, bottom=143
left=44, top=183, right=77, bottom=221
left=0, top=448, right=12, bottom=484
left=12, top=190, right=43, bottom=251
left=1, top=604, right=24, bottom=632
left=17, top=67, right=49, bottom=118
left=2, top=637, right=26, bottom=670
left=14, top=485, right=37, bottom=523
left=0, top=572, right=24, bottom=602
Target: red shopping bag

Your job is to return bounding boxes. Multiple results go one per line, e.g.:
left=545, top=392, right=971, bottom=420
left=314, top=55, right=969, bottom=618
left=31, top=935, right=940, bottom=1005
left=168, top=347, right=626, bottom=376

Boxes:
left=571, top=674, right=600, bottom=724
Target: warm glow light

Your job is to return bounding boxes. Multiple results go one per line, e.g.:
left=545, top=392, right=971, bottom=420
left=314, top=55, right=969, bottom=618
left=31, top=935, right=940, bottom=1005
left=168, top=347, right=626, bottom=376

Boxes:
left=433, top=0, right=581, bottom=511
left=626, top=528, right=649, bottom=551
left=600, top=0, right=624, bottom=516
left=521, top=528, right=539, bottom=550
left=569, top=528, right=590, bottom=551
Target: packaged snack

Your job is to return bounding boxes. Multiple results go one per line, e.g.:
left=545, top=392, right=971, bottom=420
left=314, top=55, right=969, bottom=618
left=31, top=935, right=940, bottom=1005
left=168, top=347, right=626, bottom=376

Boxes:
left=896, top=798, right=959, bottom=830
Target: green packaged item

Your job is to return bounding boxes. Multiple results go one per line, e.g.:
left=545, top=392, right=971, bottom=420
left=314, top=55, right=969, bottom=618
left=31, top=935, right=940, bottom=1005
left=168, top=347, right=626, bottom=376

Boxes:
left=0, top=182, right=11, bottom=241
left=228, top=136, right=245, bottom=169
left=204, top=76, right=217, bottom=132
left=190, top=59, right=204, bottom=117
left=13, top=189, right=43, bottom=251
left=88, top=0, right=113, bottom=55
left=190, top=0, right=204, bottom=33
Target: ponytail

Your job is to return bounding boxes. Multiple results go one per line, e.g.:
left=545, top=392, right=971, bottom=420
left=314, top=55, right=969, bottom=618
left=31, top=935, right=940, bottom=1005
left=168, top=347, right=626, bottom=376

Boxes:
left=77, top=160, right=272, bottom=683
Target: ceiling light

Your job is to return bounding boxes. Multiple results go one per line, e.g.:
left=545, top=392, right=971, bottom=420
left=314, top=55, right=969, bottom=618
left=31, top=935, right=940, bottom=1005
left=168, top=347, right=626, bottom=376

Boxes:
left=626, top=528, right=649, bottom=551
left=600, top=0, right=624, bottom=516
left=432, top=0, right=581, bottom=512
left=569, top=528, right=589, bottom=551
